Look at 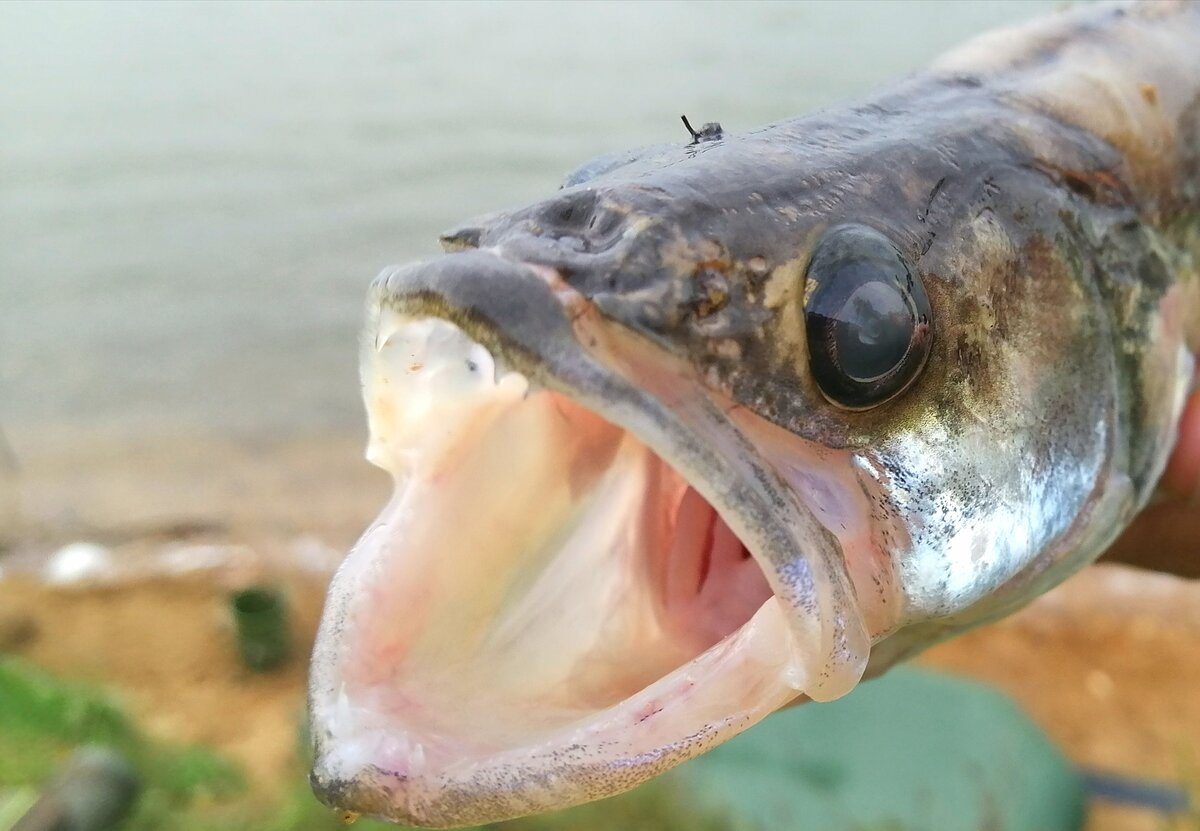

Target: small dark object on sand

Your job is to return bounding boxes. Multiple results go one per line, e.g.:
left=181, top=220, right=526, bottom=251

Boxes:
left=231, top=586, right=291, bottom=671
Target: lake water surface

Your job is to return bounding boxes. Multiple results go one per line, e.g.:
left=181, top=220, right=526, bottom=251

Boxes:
left=0, top=1, right=1056, bottom=535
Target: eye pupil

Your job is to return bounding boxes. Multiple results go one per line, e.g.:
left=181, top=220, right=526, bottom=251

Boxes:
left=804, top=225, right=933, bottom=409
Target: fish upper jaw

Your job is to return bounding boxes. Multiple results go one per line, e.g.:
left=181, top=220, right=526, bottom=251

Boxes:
left=307, top=250, right=879, bottom=826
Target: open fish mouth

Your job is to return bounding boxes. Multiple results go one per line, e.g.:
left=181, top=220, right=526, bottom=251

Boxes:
left=309, top=250, right=874, bottom=827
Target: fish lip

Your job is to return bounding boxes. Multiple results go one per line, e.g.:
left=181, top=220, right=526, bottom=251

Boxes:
left=309, top=248, right=868, bottom=825
left=310, top=732, right=724, bottom=829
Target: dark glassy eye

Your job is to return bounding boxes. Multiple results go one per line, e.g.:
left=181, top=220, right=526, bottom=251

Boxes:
left=804, top=225, right=933, bottom=409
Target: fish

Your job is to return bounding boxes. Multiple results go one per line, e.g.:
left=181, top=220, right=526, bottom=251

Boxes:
left=308, top=2, right=1200, bottom=826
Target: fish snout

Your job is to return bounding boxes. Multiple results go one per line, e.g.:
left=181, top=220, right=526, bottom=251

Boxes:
left=441, top=188, right=632, bottom=255
left=372, top=249, right=584, bottom=362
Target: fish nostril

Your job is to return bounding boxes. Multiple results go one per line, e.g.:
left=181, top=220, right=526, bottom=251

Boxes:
left=537, top=191, right=629, bottom=254
left=542, top=191, right=598, bottom=231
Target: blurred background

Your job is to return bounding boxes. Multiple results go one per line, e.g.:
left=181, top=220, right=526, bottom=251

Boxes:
left=1, top=3, right=1197, bottom=831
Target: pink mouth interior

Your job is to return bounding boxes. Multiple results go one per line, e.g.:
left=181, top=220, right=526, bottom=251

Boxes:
left=660, top=485, right=770, bottom=652
left=326, top=355, right=776, bottom=767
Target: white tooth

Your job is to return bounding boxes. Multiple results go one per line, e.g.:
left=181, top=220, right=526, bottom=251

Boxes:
left=376, top=307, right=405, bottom=352
left=376, top=732, right=425, bottom=777
left=363, top=315, right=529, bottom=476
left=323, top=683, right=389, bottom=781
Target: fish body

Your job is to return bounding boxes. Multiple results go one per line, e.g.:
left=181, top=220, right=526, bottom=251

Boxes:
left=310, top=3, right=1200, bottom=826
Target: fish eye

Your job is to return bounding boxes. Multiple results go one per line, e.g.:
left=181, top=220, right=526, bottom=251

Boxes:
left=803, top=224, right=933, bottom=410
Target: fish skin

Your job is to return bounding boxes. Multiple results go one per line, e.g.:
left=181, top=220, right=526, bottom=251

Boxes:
left=311, top=2, right=1200, bottom=824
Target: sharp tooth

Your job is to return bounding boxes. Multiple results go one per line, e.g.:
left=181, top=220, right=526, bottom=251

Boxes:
left=375, top=307, right=403, bottom=352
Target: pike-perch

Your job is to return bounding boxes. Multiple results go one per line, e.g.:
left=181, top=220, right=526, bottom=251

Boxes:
left=309, top=3, right=1200, bottom=826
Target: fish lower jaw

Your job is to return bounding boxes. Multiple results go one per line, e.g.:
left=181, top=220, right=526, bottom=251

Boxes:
left=309, top=597, right=809, bottom=827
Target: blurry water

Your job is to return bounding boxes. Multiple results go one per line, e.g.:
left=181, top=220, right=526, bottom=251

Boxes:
left=0, top=1, right=1054, bottom=449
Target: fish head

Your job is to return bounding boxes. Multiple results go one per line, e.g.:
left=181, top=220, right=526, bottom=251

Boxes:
left=309, top=114, right=1174, bottom=826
